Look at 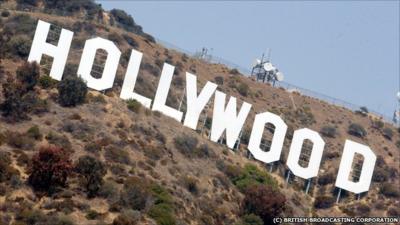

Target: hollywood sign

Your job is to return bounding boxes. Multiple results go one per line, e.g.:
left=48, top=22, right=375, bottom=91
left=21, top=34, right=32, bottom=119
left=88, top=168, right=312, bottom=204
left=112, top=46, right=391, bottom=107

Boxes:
left=27, top=20, right=376, bottom=194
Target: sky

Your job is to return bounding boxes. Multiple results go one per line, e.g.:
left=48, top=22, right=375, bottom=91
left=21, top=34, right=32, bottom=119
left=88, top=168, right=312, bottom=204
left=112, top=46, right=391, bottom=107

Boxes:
left=98, top=1, right=399, bottom=120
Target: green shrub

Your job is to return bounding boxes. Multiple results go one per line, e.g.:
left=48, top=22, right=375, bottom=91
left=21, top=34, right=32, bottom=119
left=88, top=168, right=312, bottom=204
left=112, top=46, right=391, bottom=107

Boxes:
left=382, top=128, right=393, bottom=140
left=314, top=196, right=335, bottom=209
left=6, top=35, right=31, bottom=58
left=85, top=210, right=100, bottom=220
left=236, top=214, right=263, bottom=225
left=320, top=126, right=337, bottom=138
left=46, top=132, right=72, bottom=150
left=148, top=203, right=176, bottom=225
left=58, top=76, right=88, bottom=107
left=26, top=125, right=42, bottom=140
left=126, top=99, right=141, bottom=113
left=75, top=155, right=106, bottom=198
left=148, top=184, right=175, bottom=225
left=39, top=75, right=58, bottom=89
left=229, top=164, right=277, bottom=192
left=348, top=123, right=367, bottom=138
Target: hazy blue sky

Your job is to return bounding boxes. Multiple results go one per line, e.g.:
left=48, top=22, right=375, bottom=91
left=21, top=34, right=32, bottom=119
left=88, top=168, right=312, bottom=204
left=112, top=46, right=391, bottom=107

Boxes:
left=98, top=1, right=399, bottom=119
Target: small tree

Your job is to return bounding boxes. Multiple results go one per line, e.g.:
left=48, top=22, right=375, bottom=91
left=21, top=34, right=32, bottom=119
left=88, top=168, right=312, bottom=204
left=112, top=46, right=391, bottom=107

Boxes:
left=17, top=62, right=40, bottom=91
left=75, top=155, right=106, bottom=198
left=0, top=78, right=28, bottom=121
left=58, top=76, right=88, bottom=107
left=28, top=146, right=72, bottom=193
left=242, top=185, right=286, bottom=224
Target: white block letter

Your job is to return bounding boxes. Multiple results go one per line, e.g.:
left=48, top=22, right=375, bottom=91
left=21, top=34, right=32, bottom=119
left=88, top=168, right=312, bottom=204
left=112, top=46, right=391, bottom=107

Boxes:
left=28, top=20, right=73, bottom=80
left=77, top=37, right=121, bottom=91
left=287, top=128, right=325, bottom=179
left=183, top=72, right=217, bottom=130
left=120, top=49, right=152, bottom=108
left=335, top=140, right=376, bottom=194
left=210, top=91, right=252, bottom=149
left=248, top=112, right=287, bottom=163
left=152, top=63, right=183, bottom=121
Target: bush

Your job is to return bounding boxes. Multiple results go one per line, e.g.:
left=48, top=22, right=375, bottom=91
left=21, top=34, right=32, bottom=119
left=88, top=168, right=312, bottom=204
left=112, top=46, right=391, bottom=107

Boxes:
left=58, top=76, right=88, bottom=107
left=1, top=63, right=41, bottom=121
left=237, top=214, right=263, bottom=225
left=314, top=196, right=335, bottom=209
left=75, top=155, right=106, bottom=198
left=6, top=131, right=35, bottom=149
left=373, top=168, right=389, bottom=182
left=113, top=210, right=139, bottom=225
left=2, top=73, right=16, bottom=93
left=317, top=172, right=335, bottom=186
left=123, top=34, right=139, bottom=48
left=110, top=9, right=142, bottom=34
left=228, top=164, right=277, bottom=192
left=28, top=146, right=72, bottom=192
left=148, top=203, right=176, bottom=225
left=348, top=123, right=367, bottom=138
left=126, top=99, right=141, bottom=113
left=242, top=185, right=286, bottom=224
left=214, top=76, right=224, bottom=85
left=382, top=128, right=393, bottom=140
left=371, top=120, right=384, bottom=130
left=108, top=32, right=123, bottom=44
left=1, top=10, right=10, bottom=17
left=26, top=125, right=42, bottom=140
left=380, top=183, right=400, bottom=198
left=105, top=146, right=131, bottom=164
left=237, top=82, right=249, bottom=97
left=149, top=184, right=175, bottom=225
left=0, top=156, right=19, bottom=182
left=320, top=126, right=337, bottom=138
left=230, top=68, right=240, bottom=75
left=181, top=176, right=198, bottom=195
left=173, top=134, right=198, bottom=157
left=39, top=75, right=58, bottom=89
left=120, top=177, right=151, bottom=211
left=6, top=35, right=31, bottom=58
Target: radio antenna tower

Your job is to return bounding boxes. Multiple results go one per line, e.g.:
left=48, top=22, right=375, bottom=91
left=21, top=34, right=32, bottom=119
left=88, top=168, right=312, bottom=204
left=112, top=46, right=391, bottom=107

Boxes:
left=250, top=49, right=284, bottom=86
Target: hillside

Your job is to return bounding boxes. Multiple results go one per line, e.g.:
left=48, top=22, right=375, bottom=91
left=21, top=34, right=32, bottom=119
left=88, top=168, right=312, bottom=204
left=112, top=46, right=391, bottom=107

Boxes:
left=0, top=1, right=399, bottom=225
